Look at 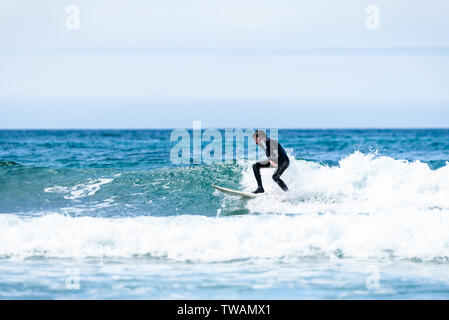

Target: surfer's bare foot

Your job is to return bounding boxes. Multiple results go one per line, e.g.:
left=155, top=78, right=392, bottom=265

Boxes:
left=253, top=187, right=265, bottom=194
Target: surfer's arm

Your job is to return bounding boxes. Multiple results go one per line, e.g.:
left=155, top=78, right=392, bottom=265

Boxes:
left=266, top=139, right=280, bottom=166
left=258, top=158, right=277, bottom=168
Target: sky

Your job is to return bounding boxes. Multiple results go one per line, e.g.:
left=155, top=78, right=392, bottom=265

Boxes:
left=1, top=0, right=449, bottom=128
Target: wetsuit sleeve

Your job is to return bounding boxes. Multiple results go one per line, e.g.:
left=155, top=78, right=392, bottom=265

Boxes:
left=267, top=139, right=280, bottom=164
left=257, top=159, right=271, bottom=166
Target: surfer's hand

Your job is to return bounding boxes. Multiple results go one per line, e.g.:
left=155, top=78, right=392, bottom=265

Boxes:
left=270, top=160, right=278, bottom=167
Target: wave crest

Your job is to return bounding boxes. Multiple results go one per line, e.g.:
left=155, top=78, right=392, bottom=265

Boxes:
left=241, top=152, right=449, bottom=215
left=1, top=211, right=449, bottom=262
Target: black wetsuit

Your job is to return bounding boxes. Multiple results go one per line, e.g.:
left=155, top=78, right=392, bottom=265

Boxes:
left=253, top=138, right=290, bottom=192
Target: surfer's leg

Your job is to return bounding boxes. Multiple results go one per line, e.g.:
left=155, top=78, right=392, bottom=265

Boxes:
left=272, top=159, right=290, bottom=191
left=253, top=160, right=270, bottom=193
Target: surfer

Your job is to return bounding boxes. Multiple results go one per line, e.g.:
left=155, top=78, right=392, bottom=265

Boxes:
left=252, top=130, right=289, bottom=194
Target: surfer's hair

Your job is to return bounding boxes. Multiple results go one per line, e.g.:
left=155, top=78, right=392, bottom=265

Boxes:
left=253, top=130, right=266, bottom=140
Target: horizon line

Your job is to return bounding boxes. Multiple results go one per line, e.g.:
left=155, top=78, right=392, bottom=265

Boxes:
left=1, top=127, right=449, bottom=131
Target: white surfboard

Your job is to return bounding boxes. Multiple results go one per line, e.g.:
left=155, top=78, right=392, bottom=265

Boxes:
left=212, top=184, right=259, bottom=198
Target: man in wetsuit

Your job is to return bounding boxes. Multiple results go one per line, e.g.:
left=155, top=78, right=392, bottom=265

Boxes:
left=252, top=130, right=290, bottom=194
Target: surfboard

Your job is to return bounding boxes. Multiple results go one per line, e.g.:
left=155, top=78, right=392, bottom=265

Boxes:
left=212, top=184, right=259, bottom=198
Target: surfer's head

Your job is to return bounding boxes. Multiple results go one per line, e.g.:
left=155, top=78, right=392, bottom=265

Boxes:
left=253, top=130, right=266, bottom=144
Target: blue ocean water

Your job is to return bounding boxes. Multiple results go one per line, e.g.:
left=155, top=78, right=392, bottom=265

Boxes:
left=1, top=129, right=449, bottom=299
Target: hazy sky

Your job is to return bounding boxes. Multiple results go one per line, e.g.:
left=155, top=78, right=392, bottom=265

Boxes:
left=1, top=0, right=449, bottom=128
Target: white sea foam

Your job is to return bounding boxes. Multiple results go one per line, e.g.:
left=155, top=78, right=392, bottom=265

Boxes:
left=240, top=152, right=449, bottom=216
left=45, top=178, right=113, bottom=200
left=1, top=209, right=449, bottom=262
left=3, top=153, right=449, bottom=262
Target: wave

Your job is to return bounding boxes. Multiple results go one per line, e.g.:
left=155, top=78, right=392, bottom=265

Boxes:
left=0, top=161, right=21, bottom=167
left=45, top=178, right=114, bottom=200
left=1, top=151, right=449, bottom=261
left=1, top=151, right=449, bottom=218
left=1, top=212, right=449, bottom=262
left=0, top=161, right=245, bottom=216
left=240, top=152, right=449, bottom=216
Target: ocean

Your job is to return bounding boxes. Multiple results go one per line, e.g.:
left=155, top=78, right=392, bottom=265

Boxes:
left=1, top=129, right=449, bottom=299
